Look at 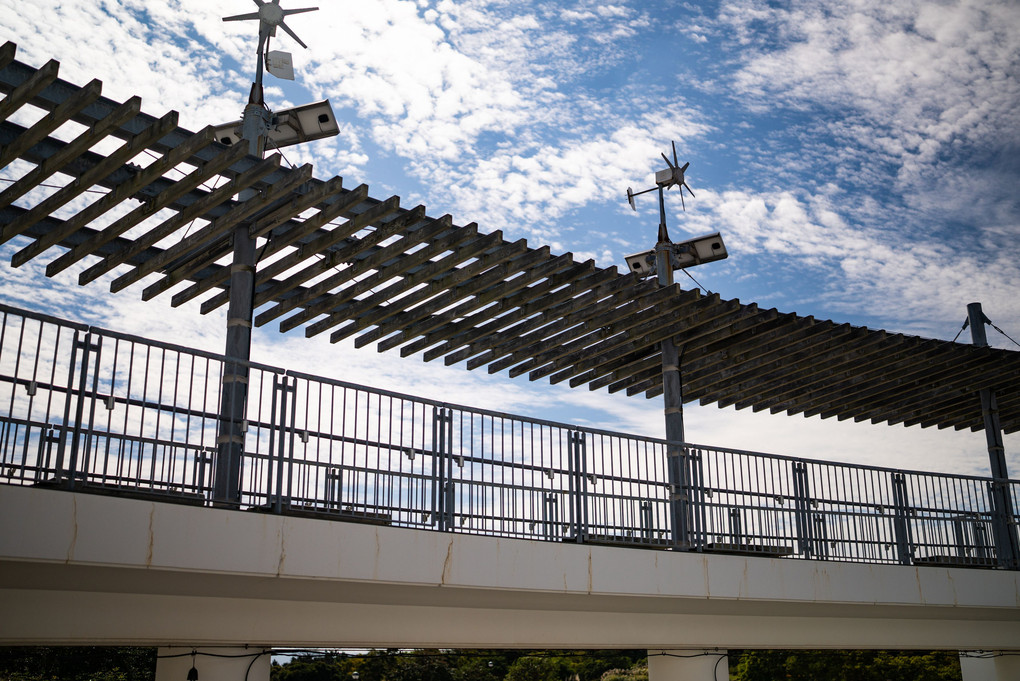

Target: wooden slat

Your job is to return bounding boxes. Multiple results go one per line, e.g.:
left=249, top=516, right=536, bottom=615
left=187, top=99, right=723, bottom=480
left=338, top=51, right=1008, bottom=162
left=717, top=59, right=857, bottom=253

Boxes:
left=0, top=58, right=58, bottom=122
left=352, top=239, right=534, bottom=349
left=2, top=110, right=178, bottom=247
left=319, top=227, right=503, bottom=341
left=47, top=141, right=249, bottom=277
left=14, top=124, right=219, bottom=267
left=128, top=163, right=314, bottom=297
left=278, top=215, right=471, bottom=333
left=79, top=154, right=281, bottom=285
left=0, top=97, right=141, bottom=211
left=0, top=78, right=101, bottom=169
left=389, top=250, right=576, bottom=356
left=0, top=42, right=16, bottom=72
left=193, top=180, right=363, bottom=312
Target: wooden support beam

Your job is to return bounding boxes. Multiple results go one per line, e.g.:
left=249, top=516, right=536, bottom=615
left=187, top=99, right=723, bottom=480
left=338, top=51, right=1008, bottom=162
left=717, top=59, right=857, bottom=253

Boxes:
left=246, top=198, right=409, bottom=322
left=390, top=250, right=575, bottom=356
left=0, top=78, right=102, bottom=169
left=0, top=42, right=16, bottom=71
left=468, top=274, right=648, bottom=372
left=131, top=163, right=313, bottom=298
left=2, top=109, right=176, bottom=246
left=318, top=227, right=502, bottom=341
left=47, top=142, right=249, bottom=277
left=0, top=97, right=141, bottom=211
left=190, top=180, right=362, bottom=312
left=15, top=125, right=218, bottom=268
left=352, top=239, right=535, bottom=349
left=0, top=58, right=58, bottom=122
left=279, top=215, right=470, bottom=333
left=79, top=154, right=281, bottom=285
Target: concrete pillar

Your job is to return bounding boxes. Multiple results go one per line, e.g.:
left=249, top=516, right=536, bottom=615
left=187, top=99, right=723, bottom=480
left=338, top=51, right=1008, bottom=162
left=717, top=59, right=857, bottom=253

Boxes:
left=155, top=647, right=270, bottom=681
left=648, top=650, right=728, bottom=681
left=960, top=652, right=1020, bottom=681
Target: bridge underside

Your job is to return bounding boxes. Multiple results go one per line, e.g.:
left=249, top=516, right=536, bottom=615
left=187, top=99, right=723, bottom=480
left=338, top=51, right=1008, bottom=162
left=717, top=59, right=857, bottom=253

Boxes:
left=2, top=487, right=1018, bottom=650
left=1, top=42, right=1019, bottom=433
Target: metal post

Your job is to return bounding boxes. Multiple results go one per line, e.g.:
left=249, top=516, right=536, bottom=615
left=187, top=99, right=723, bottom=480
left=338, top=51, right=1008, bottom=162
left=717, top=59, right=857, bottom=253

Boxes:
left=654, top=186, right=690, bottom=549
left=213, top=91, right=268, bottom=505
left=967, top=302, right=1020, bottom=569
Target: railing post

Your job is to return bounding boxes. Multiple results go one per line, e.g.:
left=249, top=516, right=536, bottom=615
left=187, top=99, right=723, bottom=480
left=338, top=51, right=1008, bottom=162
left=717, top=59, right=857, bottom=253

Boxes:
left=432, top=407, right=453, bottom=531
left=793, top=461, right=814, bottom=558
left=684, top=447, right=706, bottom=550
left=59, top=332, right=100, bottom=491
left=568, top=430, right=589, bottom=543
left=891, top=472, right=914, bottom=565
left=271, top=375, right=296, bottom=514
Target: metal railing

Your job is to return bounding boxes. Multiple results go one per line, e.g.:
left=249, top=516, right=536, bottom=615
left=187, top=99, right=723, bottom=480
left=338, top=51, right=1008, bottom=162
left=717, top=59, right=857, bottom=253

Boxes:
left=1, top=302, right=1017, bottom=569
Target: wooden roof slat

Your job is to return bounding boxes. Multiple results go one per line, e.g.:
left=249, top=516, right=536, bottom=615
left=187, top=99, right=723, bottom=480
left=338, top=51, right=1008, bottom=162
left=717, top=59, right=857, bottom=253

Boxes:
left=247, top=197, right=409, bottom=320
left=47, top=137, right=249, bottom=278
left=390, top=251, right=577, bottom=356
left=2, top=110, right=178, bottom=246
left=541, top=295, right=740, bottom=385
left=0, top=58, right=59, bottom=122
left=0, top=42, right=16, bottom=72
left=488, top=283, right=667, bottom=377
left=420, top=260, right=600, bottom=363
left=131, top=163, right=315, bottom=298
left=0, top=97, right=141, bottom=211
left=323, top=229, right=506, bottom=342
left=80, top=154, right=282, bottom=286
left=196, top=180, right=364, bottom=313
left=0, top=78, right=102, bottom=169
left=15, top=124, right=219, bottom=268
left=465, top=272, right=644, bottom=372
left=356, top=243, right=546, bottom=351
left=277, top=215, right=467, bottom=333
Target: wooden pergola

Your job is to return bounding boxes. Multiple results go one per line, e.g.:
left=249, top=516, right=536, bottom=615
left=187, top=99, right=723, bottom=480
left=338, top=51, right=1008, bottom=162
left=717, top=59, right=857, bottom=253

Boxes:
left=2, top=41, right=1018, bottom=433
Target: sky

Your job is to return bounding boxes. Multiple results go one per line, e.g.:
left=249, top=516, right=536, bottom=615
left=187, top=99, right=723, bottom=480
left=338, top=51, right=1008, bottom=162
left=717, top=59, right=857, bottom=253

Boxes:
left=1, top=0, right=1019, bottom=477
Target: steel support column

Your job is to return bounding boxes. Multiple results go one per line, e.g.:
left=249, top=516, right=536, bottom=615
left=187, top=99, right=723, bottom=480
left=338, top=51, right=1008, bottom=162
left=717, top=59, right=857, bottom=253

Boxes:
left=655, top=187, right=690, bottom=549
left=967, top=302, right=1020, bottom=569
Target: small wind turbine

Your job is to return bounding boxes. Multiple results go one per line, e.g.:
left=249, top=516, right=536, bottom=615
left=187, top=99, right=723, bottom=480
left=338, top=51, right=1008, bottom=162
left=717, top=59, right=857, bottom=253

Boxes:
left=224, top=0, right=318, bottom=104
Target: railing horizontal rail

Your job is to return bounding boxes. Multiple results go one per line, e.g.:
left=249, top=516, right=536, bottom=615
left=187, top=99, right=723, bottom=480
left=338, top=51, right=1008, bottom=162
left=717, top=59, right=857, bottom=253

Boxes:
left=1, top=302, right=1017, bottom=569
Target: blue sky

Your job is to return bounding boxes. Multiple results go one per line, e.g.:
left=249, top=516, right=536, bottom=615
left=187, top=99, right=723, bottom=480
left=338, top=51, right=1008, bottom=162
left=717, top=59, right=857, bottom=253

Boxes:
left=1, top=0, right=1019, bottom=476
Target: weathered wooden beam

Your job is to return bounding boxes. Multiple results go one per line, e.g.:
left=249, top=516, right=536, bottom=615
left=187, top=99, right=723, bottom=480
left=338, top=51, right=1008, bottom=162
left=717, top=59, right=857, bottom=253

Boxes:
left=470, top=273, right=651, bottom=372
left=2, top=110, right=177, bottom=246
left=320, top=228, right=503, bottom=341
left=191, top=180, right=362, bottom=312
left=418, top=260, right=599, bottom=363
left=247, top=197, right=408, bottom=323
left=0, top=58, right=58, bottom=122
left=0, top=42, right=16, bottom=71
left=276, top=215, right=468, bottom=333
left=352, top=239, right=535, bottom=349
left=390, top=250, right=574, bottom=356
left=265, top=209, right=450, bottom=330
left=48, top=142, right=249, bottom=277
left=16, top=124, right=219, bottom=268
left=0, top=97, right=141, bottom=211
left=131, top=163, right=313, bottom=298
left=0, top=78, right=101, bottom=169
left=80, top=154, right=281, bottom=285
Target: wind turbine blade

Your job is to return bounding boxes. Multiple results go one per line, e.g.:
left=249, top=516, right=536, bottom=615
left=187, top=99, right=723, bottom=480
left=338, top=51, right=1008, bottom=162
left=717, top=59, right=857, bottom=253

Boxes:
left=283, top=7, right=319, bottom=15
left=223, top=11, right=261, bottom=21
left=661, top=152, right=675, bottom=170
left=278, top=19, right=309, bottom=48
left=682, top=182, right=695, bottom=198
left=681, top=162, right=689, bottom=173
left=680, top=192, right=686, bottom=211
left=672, top=141, right=679, bottom=167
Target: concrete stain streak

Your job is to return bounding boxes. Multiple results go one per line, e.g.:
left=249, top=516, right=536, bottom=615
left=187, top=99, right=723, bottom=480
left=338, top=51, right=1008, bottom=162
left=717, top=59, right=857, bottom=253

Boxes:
left=277, top=521, right=287, bottom=577
left=146, top=505, right=155, bottom=567
left=66, top=497, right=77, bottom=563
left=440, top=539, right=454, bottom=585
left=587, top=551, right=593, bottom=594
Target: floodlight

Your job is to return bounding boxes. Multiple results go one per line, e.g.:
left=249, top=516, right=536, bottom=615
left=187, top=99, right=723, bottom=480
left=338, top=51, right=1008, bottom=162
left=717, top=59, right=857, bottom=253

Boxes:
left=624, top=249, right=655, bottom=276
left=213, top=99, right=340, bottom=150
left=672, top=232, right=727, bottom=269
